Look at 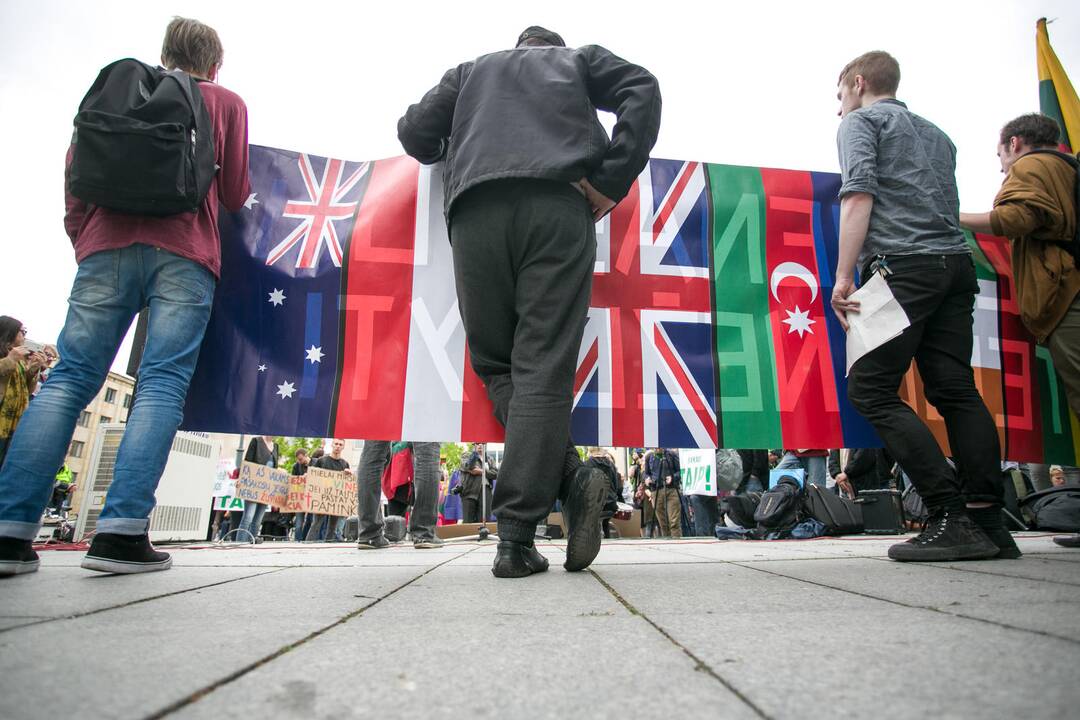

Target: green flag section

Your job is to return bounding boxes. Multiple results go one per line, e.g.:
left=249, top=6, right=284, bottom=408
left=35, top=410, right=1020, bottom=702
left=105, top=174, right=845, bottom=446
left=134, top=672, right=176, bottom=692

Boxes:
left=1037, top=17, right=1080, bottom=152
left=708, top=163, right=782, bottom=450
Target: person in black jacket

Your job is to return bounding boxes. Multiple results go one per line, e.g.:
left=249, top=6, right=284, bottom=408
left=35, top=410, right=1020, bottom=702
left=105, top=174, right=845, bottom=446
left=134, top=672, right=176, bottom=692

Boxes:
left=398, top=26, right=661, bottom=578
left=828, top=448, right=892, bottom=497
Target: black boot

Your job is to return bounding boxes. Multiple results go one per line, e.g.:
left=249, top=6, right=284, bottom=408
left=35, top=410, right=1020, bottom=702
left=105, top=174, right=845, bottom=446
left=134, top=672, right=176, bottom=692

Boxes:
left=0, top=537, right=39, bottom=576
left=887, top=508, right=999, bottom=562
left=81, top=533, right=172, bottom=574
left=967, top=505, right=1022, bottom=559
left=492, top=541, right=549, bottom=578
left=562, top=466, right=608, bottom=572
left=1053, top=534, right=1080, bottom=548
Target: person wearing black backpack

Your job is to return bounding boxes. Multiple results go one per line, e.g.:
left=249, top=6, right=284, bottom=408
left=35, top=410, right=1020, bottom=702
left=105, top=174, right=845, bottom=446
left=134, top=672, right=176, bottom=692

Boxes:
left=0, top=17, right=250, bottom=577
left=962, top=113, right=1080, bottom=550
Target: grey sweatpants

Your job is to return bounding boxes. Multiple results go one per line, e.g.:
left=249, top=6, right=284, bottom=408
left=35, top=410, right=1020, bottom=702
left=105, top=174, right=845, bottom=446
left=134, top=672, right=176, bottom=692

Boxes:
left=356, top=441, right=440, bottom=543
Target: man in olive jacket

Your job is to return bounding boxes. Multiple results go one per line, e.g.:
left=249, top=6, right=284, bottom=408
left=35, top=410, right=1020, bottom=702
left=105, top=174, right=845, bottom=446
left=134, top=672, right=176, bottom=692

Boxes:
left=398, top=26, right=661, bottom=578
left=961, top=113, right=1080, bottom=417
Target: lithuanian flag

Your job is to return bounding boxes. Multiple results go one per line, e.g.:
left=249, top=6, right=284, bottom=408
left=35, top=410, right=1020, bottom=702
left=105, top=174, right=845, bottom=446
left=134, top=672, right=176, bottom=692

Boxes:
left=1037, top=17, right=1080, bottom=152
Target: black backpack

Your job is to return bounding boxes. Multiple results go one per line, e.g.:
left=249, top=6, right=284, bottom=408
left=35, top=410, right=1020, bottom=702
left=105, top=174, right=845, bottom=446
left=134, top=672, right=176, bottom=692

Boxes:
left=754, top=476, right=802, bottom=535
left=803, top=484, right=864, bottom=535
left=724, top=492, right=761, bottom=529
left=68, top=58, right=215, bottom=215
left=1027, top=148, right=1080, bottom=263
left=1020, top=486, right=1080, bottom=531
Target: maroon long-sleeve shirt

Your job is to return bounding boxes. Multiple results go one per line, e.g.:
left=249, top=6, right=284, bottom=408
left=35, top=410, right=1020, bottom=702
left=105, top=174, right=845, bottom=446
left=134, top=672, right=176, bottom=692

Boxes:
left=64, top=81, right=250, bottom=278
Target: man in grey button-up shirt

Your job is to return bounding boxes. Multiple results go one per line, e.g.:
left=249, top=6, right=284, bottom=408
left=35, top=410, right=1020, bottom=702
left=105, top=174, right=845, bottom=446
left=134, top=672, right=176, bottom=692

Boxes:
left=831, top=51, right=1012, bottom=564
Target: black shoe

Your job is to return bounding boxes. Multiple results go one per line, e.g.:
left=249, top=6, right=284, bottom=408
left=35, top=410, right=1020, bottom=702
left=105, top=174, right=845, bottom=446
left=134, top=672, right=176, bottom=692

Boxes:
left=81, top=533, right=172, bottom=574
left=887, top=509, right=999, bottom=562
left=0, top=537, right=40, bottom=576
left=562, top=466, right=608, bottom=572
left=356, top=535, right=390, bottom=550
left=492, top=541, right=549, bottom=578
left=968, top=506, right=1022, bottom=559
left=1053, top=534, right=1080, bottom=548
left=412, top=536, right=445, bottom=549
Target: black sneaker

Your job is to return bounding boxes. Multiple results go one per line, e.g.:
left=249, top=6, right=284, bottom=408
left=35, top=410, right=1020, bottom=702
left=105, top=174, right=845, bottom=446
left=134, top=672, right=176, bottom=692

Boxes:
left=412, top=536, right=445, bottom=549
left=0, top=537, right=40, bottom=576
left=81, top=533, right=172, bottom=574
left=562, top=466, right=608, bottom=572
left=887, top=509, right=999, bottom=562
left=356, top=535, right=390, bottom=550
left=492, top=540, right=549, bottom=578
left=968, top=506, right=1022, bottom=559
left=1053, top=534, right=1080, bottom=548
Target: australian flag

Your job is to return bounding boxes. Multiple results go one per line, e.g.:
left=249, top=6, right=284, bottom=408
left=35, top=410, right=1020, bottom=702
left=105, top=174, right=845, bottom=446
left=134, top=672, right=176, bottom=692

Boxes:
left=182, top=145, right=370, bottom=436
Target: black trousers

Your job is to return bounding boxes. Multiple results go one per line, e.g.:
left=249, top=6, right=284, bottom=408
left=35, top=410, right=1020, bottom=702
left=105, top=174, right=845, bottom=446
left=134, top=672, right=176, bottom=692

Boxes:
left=847, top=253, right=1002, bottom=511
left=450, top=179, right=594, bottom=543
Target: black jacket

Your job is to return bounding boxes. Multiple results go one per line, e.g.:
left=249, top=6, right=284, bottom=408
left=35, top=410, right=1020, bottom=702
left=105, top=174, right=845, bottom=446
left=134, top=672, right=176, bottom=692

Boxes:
left=244, top=438, right=279, bottom=468
left=828, top=449, right=892, bottom=493
left=398, top=45, right=661, bottom=217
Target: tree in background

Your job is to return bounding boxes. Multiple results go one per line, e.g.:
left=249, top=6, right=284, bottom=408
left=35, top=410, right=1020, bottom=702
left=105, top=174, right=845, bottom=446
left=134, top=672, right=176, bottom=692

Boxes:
left=441, top=442, right=464, bottom=471
left=275, top=437, right=325, bottom=474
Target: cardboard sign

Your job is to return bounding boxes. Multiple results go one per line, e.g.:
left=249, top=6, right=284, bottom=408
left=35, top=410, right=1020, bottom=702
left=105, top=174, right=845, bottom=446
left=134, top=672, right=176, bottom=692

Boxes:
left=283, top=476, right=311, bottom=513
left=305, top=466, right=357, bottom=517
left=236, top=461, right=290, bottom=507
left=680, top=449, right=716, bottom=496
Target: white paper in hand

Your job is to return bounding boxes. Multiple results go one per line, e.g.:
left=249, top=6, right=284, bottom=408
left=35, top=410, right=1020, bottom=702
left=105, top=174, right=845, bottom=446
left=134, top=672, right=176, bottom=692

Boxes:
left=844, top=272, right=911, bottom=376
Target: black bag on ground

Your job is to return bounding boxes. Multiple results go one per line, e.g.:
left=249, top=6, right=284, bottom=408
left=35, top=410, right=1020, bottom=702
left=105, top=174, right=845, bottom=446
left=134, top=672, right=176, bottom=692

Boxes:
left=754, top=476, right=802, bottom=535
left=68, top=58, right=215, bottom=215
left=724, top=492, right=761, bottom=529
left=856, top=488, right=905, bottom=534
left=1020, top=486, right=1080, bottom=531
left=803, top=484, right=864, bottom=535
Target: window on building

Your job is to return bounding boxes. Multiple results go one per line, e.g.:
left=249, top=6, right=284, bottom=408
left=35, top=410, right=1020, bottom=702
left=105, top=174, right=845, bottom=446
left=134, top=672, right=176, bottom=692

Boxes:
left=77, top=411, right=91, bottom=427
left=122, top=393, right=132, bottom=409
left=69, top=441, right=85, bottom=459
left=104, top=388, right=117, bottom=404
left=100, top=416, right=112, bottom=425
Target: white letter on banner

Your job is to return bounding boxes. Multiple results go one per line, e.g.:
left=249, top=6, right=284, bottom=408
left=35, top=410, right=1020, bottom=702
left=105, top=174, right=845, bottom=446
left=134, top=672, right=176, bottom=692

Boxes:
left=412, top=297, right=464, bottom=401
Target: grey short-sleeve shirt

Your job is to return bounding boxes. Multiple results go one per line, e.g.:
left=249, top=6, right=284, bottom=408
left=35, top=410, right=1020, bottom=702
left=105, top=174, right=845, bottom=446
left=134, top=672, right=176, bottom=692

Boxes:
left=836, top=99, right=968, bottom=267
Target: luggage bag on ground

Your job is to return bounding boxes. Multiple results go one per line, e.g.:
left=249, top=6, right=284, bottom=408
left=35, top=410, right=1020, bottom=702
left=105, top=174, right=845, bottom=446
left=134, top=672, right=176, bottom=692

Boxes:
left=855, top=488, right=905, bottom=534
left=803, top=484, right=864, bottom=535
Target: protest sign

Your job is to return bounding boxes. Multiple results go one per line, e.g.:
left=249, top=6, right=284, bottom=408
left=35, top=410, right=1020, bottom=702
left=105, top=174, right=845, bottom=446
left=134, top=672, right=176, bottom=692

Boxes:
left=284, top=476, right=311, bottom=513
left=680, top=449, right=716, bottom=496
left=213, top=495, right=245, bottom=511
left=212, top=458, right=236, bottom=498
left=236, top=461, right=290, bottom=507
left=306, top=466, right=357, bottom=517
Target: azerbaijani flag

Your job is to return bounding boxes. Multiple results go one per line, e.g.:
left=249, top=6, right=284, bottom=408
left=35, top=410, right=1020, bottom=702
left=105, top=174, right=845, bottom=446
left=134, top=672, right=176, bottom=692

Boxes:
left=1037, top=17, right=1080, bottom=153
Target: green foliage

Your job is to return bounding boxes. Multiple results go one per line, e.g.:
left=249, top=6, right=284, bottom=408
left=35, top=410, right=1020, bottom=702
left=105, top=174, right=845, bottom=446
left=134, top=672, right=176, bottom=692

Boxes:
left=576, top=446, right=587, bottom=462
left=275, top=437, right=325, bottom=474
left=440, top=442, right=464, bottom=472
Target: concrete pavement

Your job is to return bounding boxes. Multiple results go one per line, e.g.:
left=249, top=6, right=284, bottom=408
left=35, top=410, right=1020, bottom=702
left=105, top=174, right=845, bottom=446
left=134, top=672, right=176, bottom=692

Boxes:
left=1, top=533, right=1078, bottom=719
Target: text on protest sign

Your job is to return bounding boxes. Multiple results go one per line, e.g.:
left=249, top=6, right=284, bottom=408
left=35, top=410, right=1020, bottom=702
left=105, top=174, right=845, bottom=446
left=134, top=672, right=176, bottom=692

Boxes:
left=305, top=466, right=357, bottom=516
left=680, top=449, right=716, bottom=496
left=236, top=461, right=290, bottom=507
left=284, top=476, right=311, bottom=513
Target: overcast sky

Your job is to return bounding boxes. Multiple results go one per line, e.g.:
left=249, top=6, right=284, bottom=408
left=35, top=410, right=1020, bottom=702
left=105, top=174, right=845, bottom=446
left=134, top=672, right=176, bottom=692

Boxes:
left=1, top=0, right=1077, bottom=373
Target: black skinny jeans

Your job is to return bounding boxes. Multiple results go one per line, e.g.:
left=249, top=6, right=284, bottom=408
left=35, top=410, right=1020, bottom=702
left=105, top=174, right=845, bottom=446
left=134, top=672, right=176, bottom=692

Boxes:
left=847, top=253, right=1003, bottom=511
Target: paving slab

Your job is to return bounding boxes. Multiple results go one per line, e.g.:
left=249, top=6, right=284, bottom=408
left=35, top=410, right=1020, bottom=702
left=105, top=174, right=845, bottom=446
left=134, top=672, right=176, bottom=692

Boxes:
left=0, top=564, right=433, bottom=720
left=594, top=562, right=1080, bottom=719
left=172, top=562, right=761, bottom=720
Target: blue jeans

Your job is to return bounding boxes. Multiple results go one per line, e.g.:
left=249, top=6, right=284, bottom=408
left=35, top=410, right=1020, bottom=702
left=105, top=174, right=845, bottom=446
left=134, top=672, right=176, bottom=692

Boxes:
left=0, top=246, right=214, bottom=540
left=238, top=502, right=267, bottom=541
left=777, top=453, right=827, bottom=487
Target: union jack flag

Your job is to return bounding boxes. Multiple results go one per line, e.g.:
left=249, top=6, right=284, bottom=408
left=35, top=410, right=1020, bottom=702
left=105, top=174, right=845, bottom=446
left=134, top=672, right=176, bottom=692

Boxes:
left=266, top=154, right=370, bottom=268
left=572, top=160, right=718, bottom=448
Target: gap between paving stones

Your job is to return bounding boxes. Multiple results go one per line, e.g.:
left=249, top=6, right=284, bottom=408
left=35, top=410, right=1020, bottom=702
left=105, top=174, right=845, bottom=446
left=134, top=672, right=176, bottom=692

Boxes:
left=869, top=556, right=1080, bottom=588
left=0, top=568, right=286, bottom=635
left=728, top=561, right=1080, bottom=648
left=588, top=568, right=771, bottom=720
left=142, top=547, right=479, bottom=720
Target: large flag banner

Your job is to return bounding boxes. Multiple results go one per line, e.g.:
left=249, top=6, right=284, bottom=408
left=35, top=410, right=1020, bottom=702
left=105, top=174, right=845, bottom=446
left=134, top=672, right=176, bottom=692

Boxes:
left=182, top=146, right=1080, bottom=464
left=1037, top=17, right=1079, bottom=153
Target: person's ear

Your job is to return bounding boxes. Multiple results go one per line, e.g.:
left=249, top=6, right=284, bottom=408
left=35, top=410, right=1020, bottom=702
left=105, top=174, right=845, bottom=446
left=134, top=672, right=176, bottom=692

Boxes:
left=207, top=63, right=220, bottom=82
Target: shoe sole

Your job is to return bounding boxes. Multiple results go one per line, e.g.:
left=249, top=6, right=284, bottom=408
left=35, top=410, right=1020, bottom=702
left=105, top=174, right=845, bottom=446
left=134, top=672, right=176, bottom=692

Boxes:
left=356, top=543, right=388, bottom=550
left=0, top=559, right=40, bottom=576
left=81, top=555, right=172, bottom=574
left=887, top=542, right=999, bottom=562
left=564, top=468, right=608, bottom=572
left=413, top=543, right=445, bottom=549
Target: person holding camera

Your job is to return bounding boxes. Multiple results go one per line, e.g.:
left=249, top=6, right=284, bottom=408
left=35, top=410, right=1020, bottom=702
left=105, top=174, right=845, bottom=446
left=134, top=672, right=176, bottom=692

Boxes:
left=0, top=317, right=51, bottom=469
